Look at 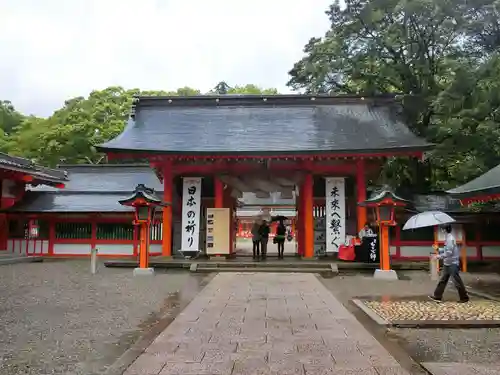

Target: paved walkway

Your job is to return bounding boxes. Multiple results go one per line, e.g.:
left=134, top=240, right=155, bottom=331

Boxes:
left=124, top=273, right=409, bottom=375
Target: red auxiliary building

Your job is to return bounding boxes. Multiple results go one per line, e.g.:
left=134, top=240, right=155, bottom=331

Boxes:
left=95, top=94, right=432, bottom=259
left=0, top=152, right=68, bottom=254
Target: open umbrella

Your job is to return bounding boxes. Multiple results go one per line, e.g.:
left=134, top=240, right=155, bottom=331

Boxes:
left=402, top=211, right=455, bottom=230
left=271, top=215, right=288, bottom=222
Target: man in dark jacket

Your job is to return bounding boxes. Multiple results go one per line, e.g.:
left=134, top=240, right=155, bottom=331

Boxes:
left=258, top=220, right=270, bottom=260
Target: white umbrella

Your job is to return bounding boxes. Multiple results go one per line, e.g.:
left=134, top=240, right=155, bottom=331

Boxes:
left=403, top=211, right=455, bottom=230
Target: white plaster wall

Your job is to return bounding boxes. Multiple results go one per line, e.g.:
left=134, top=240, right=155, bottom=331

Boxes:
left=390, top=246, right=397, bottom=255
left=7, top=239, right=48, bottom=255
left=150, top=244, right=162, bottom=254
left=399, top=245, right=478, bottom=258
left=482, top=246, right=500, bottom=258
left=53, top=244, right=91, bottom=255
left=96, top=244, right=133, bottom=255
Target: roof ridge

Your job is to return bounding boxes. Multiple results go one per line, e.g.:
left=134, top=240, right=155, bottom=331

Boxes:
left=132, top=93, right=402, bottom=110
left=27, top=190, right=163, bottom=195
left=57, top=163, right=151, bottom=169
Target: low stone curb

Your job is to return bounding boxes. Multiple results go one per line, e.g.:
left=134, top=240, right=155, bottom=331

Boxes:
left=466, top=286, right=500, bottom=302
left=0, top=256, right=43, bottom=266
left=351, top=299, right=391, bottom=326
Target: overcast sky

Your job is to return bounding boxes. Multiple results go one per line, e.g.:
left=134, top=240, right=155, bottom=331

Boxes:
left=0, top=0, right=333, bottom=117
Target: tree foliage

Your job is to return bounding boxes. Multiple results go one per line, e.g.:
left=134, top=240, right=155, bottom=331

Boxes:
left=1, top=83, right=278, bottom=166
left=288, top=0, right=500, bottom=191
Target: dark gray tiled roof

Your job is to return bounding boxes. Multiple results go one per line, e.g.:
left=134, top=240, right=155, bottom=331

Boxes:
left=446, top=164, right=500, bottom=198
left=31, top=164, right=162, bottom=192
left=0, top=152, right=68, bottom=184
left=8, top=192, right=137, bottom=212
left=97, top=95, right=431, bottom=155
left=12, top=164, right=163, bottom=213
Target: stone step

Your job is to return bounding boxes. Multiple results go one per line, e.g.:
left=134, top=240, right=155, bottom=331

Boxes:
left=194, top=266, right=334, bottom=276
left=196, top=261, right=332, bottom=269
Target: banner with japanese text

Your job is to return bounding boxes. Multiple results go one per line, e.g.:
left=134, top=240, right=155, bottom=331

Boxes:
left=325, top=177, right=346, bottom=253
left=181, top=177, right=202, bottom=252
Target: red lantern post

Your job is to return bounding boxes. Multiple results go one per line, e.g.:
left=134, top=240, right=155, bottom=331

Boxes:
left=359, top=189, right=407, bottom=279
left=119, top=184, right=169, bottom=276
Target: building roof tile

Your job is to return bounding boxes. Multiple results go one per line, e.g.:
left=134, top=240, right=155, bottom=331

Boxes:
left=446, top=164, right=500, bottom=199
left=97, top=95, right=432, bottom=155
left=0, top=152, right=68, bottom=184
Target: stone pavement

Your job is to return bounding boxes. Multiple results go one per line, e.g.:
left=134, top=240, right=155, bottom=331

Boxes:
left=124, top=273, right=410, bottom=375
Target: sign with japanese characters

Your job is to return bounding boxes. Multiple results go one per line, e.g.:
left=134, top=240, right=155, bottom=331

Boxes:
left=369, top=237, right=377, bottom=262
left=325, top=177, right=346, bottom=252
left=181, top=177, right=202, bottom=252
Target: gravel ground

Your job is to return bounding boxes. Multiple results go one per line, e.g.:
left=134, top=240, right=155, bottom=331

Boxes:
left=0, top=259, right=206, bottom=375
left=322, top=270, right=500, bottom=365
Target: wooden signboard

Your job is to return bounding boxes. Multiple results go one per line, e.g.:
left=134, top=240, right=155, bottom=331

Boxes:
left=206, top=208, right=230, bottom=255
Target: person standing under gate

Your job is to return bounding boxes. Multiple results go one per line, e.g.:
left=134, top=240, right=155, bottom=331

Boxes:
left=429, top=225, right=469, bottom=303
left=275, top=221, right=286, bottom=259
left=259, top=220, right=270, bottom=260
left=251, top=220, right=261, bottom=260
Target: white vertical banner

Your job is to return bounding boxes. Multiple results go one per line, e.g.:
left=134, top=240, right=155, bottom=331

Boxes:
left=325, top=177, right=346, bottom=252
left=181, top=177, right=202, bottom=252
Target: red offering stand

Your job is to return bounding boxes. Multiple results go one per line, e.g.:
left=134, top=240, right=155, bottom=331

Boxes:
left=338, top=237, right=356, bottom=261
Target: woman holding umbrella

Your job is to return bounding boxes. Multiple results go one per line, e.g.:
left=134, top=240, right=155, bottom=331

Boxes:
left=275, top=221, right=287, bottom=259
left=272, top=215, right=288, bottom=259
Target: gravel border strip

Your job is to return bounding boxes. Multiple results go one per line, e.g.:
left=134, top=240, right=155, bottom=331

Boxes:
left=352, top=298, right=500, bottom=328
left=102, top=274, right=214, bottom=375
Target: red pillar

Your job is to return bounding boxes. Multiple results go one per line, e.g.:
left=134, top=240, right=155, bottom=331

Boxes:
left=48, top=219, right=55, bottom=255
left=214, top=178, right=224, bottom=208
left=380, top=224, right=390, bottom=270
left=297, top=183, right=303, bottom=256
left=139, top=222, right=149, bottom=268
left=303, top=173, right=314, bottom=258
left=162, top=161, right=173, bottom=257
left=0, top=214, right=7, bottom=251
left=356, top=159, right=367, bottom=233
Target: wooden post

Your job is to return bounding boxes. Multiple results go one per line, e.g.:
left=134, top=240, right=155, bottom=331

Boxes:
left=90, top=247, right=98, bottom=274
left=303, top=173, right=314, bottom=258
left=214, top=178, right=224, bottom=208
left=139, top=222, right=148, bottom=268
left=461, top=224, right=467, bottom=272
left=162, top=162, right=173, bottom=257
left=380, top=224, right=390, bottom=271
left=356, top=159, right=367, bottom=233
left=434, top=226, right=440, bottom=272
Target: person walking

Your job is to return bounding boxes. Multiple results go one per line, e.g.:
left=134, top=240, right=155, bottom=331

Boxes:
left=275, top=221, right=286, bottom=259
left=259, top=220, right=270, bottom=260
left=429, top=225, right=469, bottom=303
left=251, top=220, right=261, bottom=260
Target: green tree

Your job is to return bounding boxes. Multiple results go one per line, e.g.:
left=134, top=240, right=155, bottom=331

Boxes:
left=11, top=84, right=279, bottom=166
left=430, top=53, right=500, bottom=189
left=211, top=82, right=279, bottom=95
left=287, top=0, right=500, bottom=191
left=227, top=84, right=278, bottom=95
left=0, top=100, right=24, bottom=135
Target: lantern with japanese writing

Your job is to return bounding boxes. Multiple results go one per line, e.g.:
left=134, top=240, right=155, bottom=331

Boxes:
left=358, top=188, right=408, bottom=278
left=28, top=220, right=39, bottom=238
left=119, top=184, right=169, bottom=273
